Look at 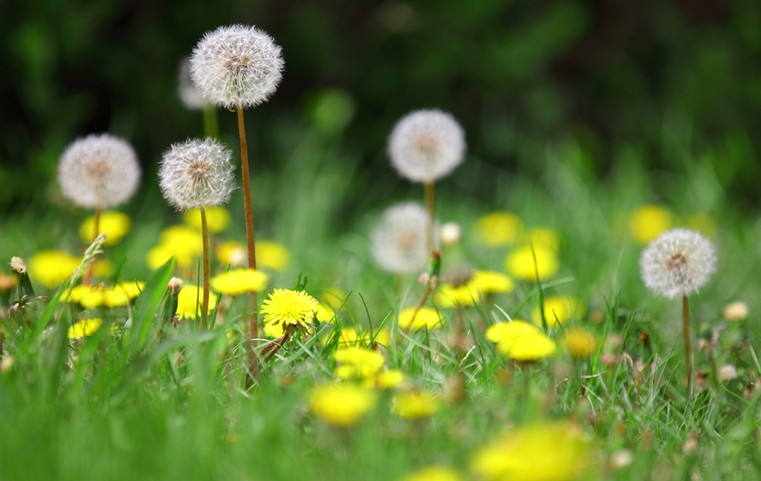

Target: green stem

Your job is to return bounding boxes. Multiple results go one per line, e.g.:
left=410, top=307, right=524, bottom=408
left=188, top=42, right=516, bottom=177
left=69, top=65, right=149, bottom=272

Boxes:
left=203, top=106, right=219, bottom=139
left=83, top=207, right=101, bottom=286
left=200, top=207, right=210, bottom=328
left=683, top=295, right=692, bottom=397
left=424, top=181, right=435, bottom=255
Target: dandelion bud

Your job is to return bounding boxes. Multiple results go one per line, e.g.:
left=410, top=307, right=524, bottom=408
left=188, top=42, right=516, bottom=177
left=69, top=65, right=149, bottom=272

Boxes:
left=167, top=277, right=184, bottom=294
left=371, top=202, right=431, bottom=274
left=723, top=301, right=748, bottom=322
left=639, top=228, right=717, bottom=299
left=159, top=138, right=235, bottom=210
left=388, top=109, right=465, bottom=183
left=58, top=134, right=141, bottom=209
left=9, top=257, right=26, bottom=274
left=719, top=364, right=738, bottom=382
left=190, top=24, right=284, bottom=110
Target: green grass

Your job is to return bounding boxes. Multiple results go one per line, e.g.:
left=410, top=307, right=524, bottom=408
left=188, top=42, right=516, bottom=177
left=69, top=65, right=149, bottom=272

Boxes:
left=1, top=128, right=760, bottom=481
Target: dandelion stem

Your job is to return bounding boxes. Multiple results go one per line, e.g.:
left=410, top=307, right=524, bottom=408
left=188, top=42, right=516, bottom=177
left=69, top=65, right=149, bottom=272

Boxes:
left=200, top=207, right=210, bottom=328
left=203, top=106, right=219, bottom=139
left=682, top=294, right=692, bottom=396
left=236, top=106, right=260, bottom=382
left=424, top=181, right=435, bottom=255
left=83, top=207, right=101, bottom=286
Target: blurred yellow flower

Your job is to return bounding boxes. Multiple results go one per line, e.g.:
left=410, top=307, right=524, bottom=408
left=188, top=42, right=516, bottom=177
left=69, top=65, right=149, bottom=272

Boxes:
left=147, top=225, right=203, bottom=270
left=522, top=227, right=559, bottom=252
left=64, top=281, right=144, bottom=308
left=475, top=211, right=523, bottom=246
left=505, top=246, right=558, bottom=281
left=210, top=268, right=268, bottom=296
left=471, top=270, right=514, bottom=295
left=0, top=273, right=16, bottom=292
left=321, top=286, right=349, bottom=310
left=485, top=320, right=540, bottom=344
left=309, top=383, right=376, bottom=427
left=563, top=328, right=597, bottom=359
left=471, top=421, right=591, bottom=481
left=216, top=241, right=247, bottom=267
left=315, top=302, right=336, bottom=323
left=176, top=284, right=218, bottom=319
left=334, top=346, right=385, bottom=379
left=497, top=332, right=556, bottom=361
left=182, top=206, right=230, bottom=233
left=79, top=211, right=132, bottom=246
left=392, top=390, right=439, bottom=419
left=398, top=307, right=443, bottom=331
left=257, top=241, right=291, bottom=271
left=372, top=369, right=405, bottom=390
left=330, top=326, right=389, bottom=347
left=401, top=466, right=462, bottom=481
left=628, top=205, right=672, bottom=244
left=436, top=282, right=481, bottom=308
left=67, top=318, right=103, bottom=339
left=28, top=250, right=80, bottom=288
left=532, top=297, right=585, bottom=328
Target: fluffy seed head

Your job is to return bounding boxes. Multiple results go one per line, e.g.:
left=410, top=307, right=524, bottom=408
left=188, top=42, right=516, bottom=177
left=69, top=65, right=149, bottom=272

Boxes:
left=388, top=109, right=465, bottom=183
left=372, top=202, right=432, bottom=274
left=178, top=58, right=209, bottom=110
left=159, top=138, right=235, bottom=210
left=640, top=228, right=717, bottom=299
left=58, top=134, right=141, bottom=209
left=190, top=24, right=284, bottom=109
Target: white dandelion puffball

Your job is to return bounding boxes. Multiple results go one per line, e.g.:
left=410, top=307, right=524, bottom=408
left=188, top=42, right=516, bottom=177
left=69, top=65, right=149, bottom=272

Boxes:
left=372, top=202, right=433, bottom=274
left=190, top=24, right=284, bottom=110
left=640, top=228, right=717, bottom=299
left=388, top=109, right=465, bottom=183
left=58, top=134, right=141, bottom=209
left=159, top=138, right=235, bottom=210
left=178, top=58, right=208, bottom=110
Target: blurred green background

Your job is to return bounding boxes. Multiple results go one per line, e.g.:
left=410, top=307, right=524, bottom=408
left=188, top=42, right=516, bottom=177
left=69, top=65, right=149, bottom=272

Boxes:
left=1, top=0, right=760, bottom=215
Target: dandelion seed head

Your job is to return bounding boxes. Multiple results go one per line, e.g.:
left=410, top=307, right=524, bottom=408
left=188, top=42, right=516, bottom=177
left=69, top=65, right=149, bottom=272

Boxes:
left=58, top=134, right=141, bottom=209
left=178, top=58, right=209, bottom=110
left=190, top=24, right=284, bottom=109
left=371, top=202, right=432, bottom=274
left=388, top=109, right=465, bottom=183
left=640, top=228, right=716, bottom=299
left=159, top=138, right=235, bottom=210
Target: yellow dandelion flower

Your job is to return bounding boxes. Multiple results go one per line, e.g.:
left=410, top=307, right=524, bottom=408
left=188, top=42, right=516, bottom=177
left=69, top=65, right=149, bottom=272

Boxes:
left=471, top=270, right=514, bottom=295
left=65, top=281, right=144, bottom=308
left=522, top=227, right=559, bottom=252
left=67, top=318, right=103, bottom=339
left=485, top=320, right=540, bottom=344
left=210, top=268, right=268, bottom=296
left=497, top=332, right=556, bottom=361
left=147, top=242, right=200, bottom=270
left=475, top=211, right=524, bottom=246
left=176, top=284, right=218, bottom=319
left=532, top=296, right=585, bottom=328
left=182, top=206, right=230, bottom=233
left=373, top=327, right=391, bottom=346
left=436, top=282, right=481, bottom=308
left=92, top=259, right=113, bottom=279
left=216, top=240, right=247, bottom=267
left=402, top=466, right=463, bottom=481
left=563, top=328, right=597, bottom=359
left=315, top=302, right=336, bottom=323
left=334, top=346, right=385, bottom=379
left=628, top=205, right=672, bottom=244
left=261, top=288, right=318, bottom=330
left=505, top=246, right=559, bottom=281
left=79, top=211, right=131, bottom=246
left=309, top=383, right=377, bottom=427
left=28, top=250, right=80, bottom=288
left=392, top=390, right=439, bottom=419
left=0, top=273, right=17, bottom=292
left=471, top=421, right=591, bottom=481
left=257, top=241, right=291, bottom=271
left=398, top=307, right=443, bottom=331
left=372, top=369, right=405, bottom=390
left=321, top=286, right=349, bottom=310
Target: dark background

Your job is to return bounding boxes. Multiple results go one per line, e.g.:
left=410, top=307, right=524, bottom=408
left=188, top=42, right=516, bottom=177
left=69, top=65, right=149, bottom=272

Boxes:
left=1, top=0, right=760, bottom=213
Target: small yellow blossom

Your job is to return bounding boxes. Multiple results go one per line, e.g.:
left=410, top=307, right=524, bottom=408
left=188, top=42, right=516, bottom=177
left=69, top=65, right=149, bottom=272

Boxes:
left=475, top=211, right=524, bottom=246
left=486, top=320, right=540, bottom=344
left=471, top=270, right=514, bottom=295
left=498, top=332, right=556, bottom=361
left=505, top=246, right=559, bottom=281
left=522, top=227, right=560, bottom=252
left=402, top=466, right=463, bottom=481
left=67, top=318, right=103, bottom=339
left=64, top=281, right=144, bottom=308
left=261, top=288, right=319, bottom=331
left=79, top=211, right=131, bottom=246
left=471, top=421, right=591, bottom=481
left=436, top=282, right=481, bottom=308
left=309, top=383, right=377, bottom=427
left=210, top=268, right=268, bottom=296
left=334, top=346, right=385, bottom=379
left=628, top=205, right=672, bottom=244
left=321, top=286, right=349, bottom=310
left=331, top=326, right=389, bottom=347
left=147, top=227, right=203, bottom=270
left=392, top=390, right=439, bottom=419
left=315, top=302, right=336, bottom=323
left=371, top=369, right=406, bottom=390
left=257, top=241, right=291, bottom=271
left=563, top=328, right=597, bottom=359
left=182, top=206, right=230, bottom=233
left=176, top=284, right=218, bottom=319
left=398, top=307, right=443, bottom=331
left=28, top=250, right=80, bottom=288
left=216, top=241, right=247, bottom=267
left=532, top=296, right=585, bottom=328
